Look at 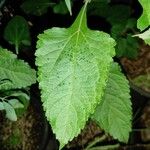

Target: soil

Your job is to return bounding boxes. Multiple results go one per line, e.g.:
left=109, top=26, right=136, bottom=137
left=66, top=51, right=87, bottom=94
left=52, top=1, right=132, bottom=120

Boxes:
left=0, top=102, right=45, bottom=150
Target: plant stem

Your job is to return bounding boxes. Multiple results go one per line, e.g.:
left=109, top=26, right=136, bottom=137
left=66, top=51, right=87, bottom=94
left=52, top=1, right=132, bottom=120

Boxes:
left=85, top=144, right=120, bottom=150
left=85, top=135, right=107, bottom=150
left=15, top=44, right=19, bottom=55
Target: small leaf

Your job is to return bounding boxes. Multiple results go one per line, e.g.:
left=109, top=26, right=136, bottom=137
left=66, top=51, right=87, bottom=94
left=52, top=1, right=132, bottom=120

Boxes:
left=115, top=35, right=139, bottom=59
left=53, top=1, right=68, bottom=15
left=0, top=102, right=4, bottom=110
left=4, top=16, right=31, bottom=54
left=131, top=74, right=150, bottom=90
left=9, top=91, right=30, bottom=110
left=3, top=101, right=17, bottom=121
left=137, top=0, right=150, bottom=30
left=0, top=48, right=36, bottom=90
left=65, top=0, right=72, bottom=15
left=8, top=99, right=24, bottom=109
left=36, top=4, right=115, bottom=148
left=106, top=5, right=131, bottom=25
left=21, top=0, right=54, bottom=16
left=92, top=62, right=132, bottom=143
left=134, top=28, right=150, bottom=45
left=4, top=90, right=30, bottom=116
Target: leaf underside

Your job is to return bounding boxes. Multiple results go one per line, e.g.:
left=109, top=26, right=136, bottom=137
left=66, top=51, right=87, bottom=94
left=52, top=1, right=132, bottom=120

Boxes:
left=92, top=62, right=132, bottom=143
left=0, top=47, right=36, bottom=90
left=36, top=6, right=115, bottom=148
left=134, top=28, right=150, bottom=45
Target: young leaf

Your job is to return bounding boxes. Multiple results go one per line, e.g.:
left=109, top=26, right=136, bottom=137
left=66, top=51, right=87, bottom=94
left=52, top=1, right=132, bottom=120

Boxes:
left=134, top=28, right=150, bottom=45
left=7, top=91, right=30, bottom=107
left=92, top=62, right=132, bottom=143
left=2, top=90, right=30, bottom=116
left=36, top=4, right=115, bottom=148
left=0, top=47, right=36, bottom=90
left=21, top=0, right=54, bottom=16
left=4, top=16, right=31, bottom=54
left=0, top=102, right=4, bottom=110
left=115, top=35, right=139, bottom=59
left=65, top=0, right=72, bottom=15
left=137, top=0, right=150, bottom=30
left=3, top=101, right=17, bottom=121
left=8, top=99, right=24, bottom=109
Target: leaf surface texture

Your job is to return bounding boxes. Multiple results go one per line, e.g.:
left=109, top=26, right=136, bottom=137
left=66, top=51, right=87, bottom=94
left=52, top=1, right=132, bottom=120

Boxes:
left=92, top=63, right=132, bottom=142
left=36, top=6, right=115, bottom=148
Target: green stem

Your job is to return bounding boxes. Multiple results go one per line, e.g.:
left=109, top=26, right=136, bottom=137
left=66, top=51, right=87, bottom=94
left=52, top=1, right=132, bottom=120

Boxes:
left=86, top=144, right=120, bottom=150
left=15, top=44, right=19, bottom=55
left=85, top=135, right=107, bottom=150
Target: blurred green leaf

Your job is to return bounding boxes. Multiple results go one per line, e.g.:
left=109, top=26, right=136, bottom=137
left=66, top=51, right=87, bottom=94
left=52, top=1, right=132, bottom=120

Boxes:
left=0, top=102, right=4, bottom=110
left=8, top=99, right=24, bottom=109
left=53, top=1, right=68, bottom=15
left=115, top=35, right=139, bottom=59
left=107, top=5, right=131, bottom=25
left=132, top=74, right=150, bottom=90
left=4, top=16, right=31, bottom=54
left=3, top=101, right=17, bottom=121
left=21, top=0, right=54, bottom=16
left=65, top=0, right=72, bottom=15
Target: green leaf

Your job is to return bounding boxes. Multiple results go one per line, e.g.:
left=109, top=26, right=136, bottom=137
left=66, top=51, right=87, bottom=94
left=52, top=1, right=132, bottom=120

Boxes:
left=8, top=99, right=24, bottom=109
left=0, top=48, right=36, bottom=90
left=137, top=0, right=150, bottom=30
left=88, top=1, right=110, bottom=18
left=3, top=101, right=17, bottom=121
left=0, top=102, right=4, bottom=110
left=7, top=91, right=30, bottom=107
left=2, top=90, right=30, bottom=117
left=65, top=0, right=72, bottom=15
left=115, top=35, right=139, bottom=59
left=36, top=4, right=115, bottom=148
left=88, top=4, right=131, bottom=26
left=134, top=28, right=150, bottom=45
left=4, top=16, right=31, bottom=54
left=0, top=46, right=16, bottom=59
left=131, top=74, right=150, bottom=90
left=92, top=62, right=132, bottom=143
left=106, top=5, right=131, bottom=25
left=53, top=1, right=69, bottom=15
left=21, top=0, right=54, bottom=16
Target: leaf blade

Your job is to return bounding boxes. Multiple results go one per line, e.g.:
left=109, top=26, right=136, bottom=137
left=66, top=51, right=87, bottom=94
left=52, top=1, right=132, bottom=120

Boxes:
left=0, top=48, right=36, bottom=90
left=92, top=62, right=132, bottom=142
left=36, top=6, right=115, bottom=148
left=137, top=0, right=150, bottom=30
left=4, top=16, right=31, bottom=53
left=3, top=101, right=17, bottom=121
